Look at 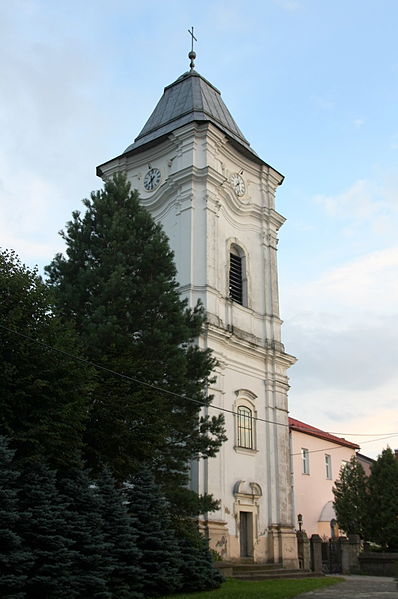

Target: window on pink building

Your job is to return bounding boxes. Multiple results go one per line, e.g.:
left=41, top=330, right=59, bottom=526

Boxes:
left=325, top=454, right=332, bottom=479
left=301, top=448, right=310, bottom=474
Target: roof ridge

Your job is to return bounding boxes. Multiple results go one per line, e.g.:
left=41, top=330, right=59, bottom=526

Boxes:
left=165, top=70, right=221, bottom=95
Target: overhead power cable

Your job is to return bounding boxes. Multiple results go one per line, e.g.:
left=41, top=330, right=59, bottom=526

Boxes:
left=1, top=323, right=397, bottom=446
left=290, top=433, right=398, bottom=457
left=328, top=431, right=397, bottom=437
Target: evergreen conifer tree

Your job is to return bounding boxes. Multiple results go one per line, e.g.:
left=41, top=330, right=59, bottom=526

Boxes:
left=56, top=468, right=112, bottom=598
left=96, top=468, right=143, bottom=599
left=175, top=523, right=224, bottom=592
left=0, top=249, right=92, bottom=470
left=45, top=173, right=226, bottom=491
left=0, top=436, right=32, bottom=599
left=169, top=488, right=223, bottom=592
left=333, top=456, right=368, bottom=538
left=125, top=469, right=182, bottom=597
left=15, top=461, right=76, bottom=599
left=367, top=447, right=398, bottom=551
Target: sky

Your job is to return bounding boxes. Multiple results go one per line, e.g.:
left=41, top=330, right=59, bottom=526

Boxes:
left=1, top=0, right=397, bottom=459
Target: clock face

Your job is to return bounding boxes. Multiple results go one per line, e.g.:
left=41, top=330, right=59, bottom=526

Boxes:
left=230, top=173, right=246, bottom=197
left=143, top=168, right=161, bottom=192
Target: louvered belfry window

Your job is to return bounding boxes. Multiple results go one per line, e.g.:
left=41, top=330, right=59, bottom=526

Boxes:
left=229, top=252, right=243, bottom=304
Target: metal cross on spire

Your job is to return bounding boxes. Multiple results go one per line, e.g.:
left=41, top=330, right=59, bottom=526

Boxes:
left=187, top=26, right=197, bottom=70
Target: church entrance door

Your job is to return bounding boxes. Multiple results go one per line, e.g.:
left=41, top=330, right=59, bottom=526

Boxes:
left=239, top=511, right=253, bottom=557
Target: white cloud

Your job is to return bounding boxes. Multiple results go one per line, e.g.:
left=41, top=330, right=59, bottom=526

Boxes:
left=284, top=246, right=398, bottom=458
left=289, top=386, right=398, bottom=459
left=0, top=166, right=67, bottom=265
left=314, top=177, right=398, bottom=240
left=315, top=179, right=378, bottom=219
left=285, top=247, right=398, bottom=323
left=0, top=6, right=109, bottom=270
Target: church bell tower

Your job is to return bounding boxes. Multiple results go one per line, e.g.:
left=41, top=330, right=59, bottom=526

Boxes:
left=97, top=45, right=298, bottom=567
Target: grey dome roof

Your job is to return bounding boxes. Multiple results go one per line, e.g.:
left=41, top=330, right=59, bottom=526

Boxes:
left=124, top=69, right=258, bottom=158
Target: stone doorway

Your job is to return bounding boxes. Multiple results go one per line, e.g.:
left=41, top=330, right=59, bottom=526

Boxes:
left=239, top=511, right=253, bottom=557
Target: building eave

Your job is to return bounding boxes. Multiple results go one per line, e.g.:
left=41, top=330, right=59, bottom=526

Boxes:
left=289, top=417, right=360, bottom=450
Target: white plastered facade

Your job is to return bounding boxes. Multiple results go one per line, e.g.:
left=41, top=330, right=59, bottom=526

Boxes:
left=99, top=119, right=298, bottom=567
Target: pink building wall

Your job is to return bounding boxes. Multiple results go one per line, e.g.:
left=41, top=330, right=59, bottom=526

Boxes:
left=289, top=418, right=359, bottom=539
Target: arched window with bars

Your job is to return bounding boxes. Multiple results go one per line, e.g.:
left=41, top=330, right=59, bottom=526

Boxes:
left=237, top=406, right=253, bottom=449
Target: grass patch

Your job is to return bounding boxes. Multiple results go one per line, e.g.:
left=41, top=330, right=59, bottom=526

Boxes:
left=160, top=576, right=343, bottom=599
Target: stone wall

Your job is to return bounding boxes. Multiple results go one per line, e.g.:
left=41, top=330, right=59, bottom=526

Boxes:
left=359, top=552, right=398, bottom=577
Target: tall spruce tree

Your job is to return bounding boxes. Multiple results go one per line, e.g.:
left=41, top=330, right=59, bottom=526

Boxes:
left=124, top=468, right=182, bottom=597
left=333, top=456, right=368, bottom=539
left=56, top=468, right=112, bottom=599
left=177, top=537, right=224, bottom=593
left=175, top=523, right=224, bottom=592
left=16, top=462, right=76, bottom=599
left=96, top=469, right=143, bottom=599
left=367, top=447, right=398, bottom=551
left=0, top=249, right=92, bottom=470
left=0, top=436, right=32, bottom=599
left=170, top=489, right=223, bottom=592
left=45, top=173, right=226, bottom=493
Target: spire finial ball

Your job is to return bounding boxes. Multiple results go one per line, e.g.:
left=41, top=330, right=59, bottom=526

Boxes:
left=189, top=50, right=196, bottom=70
left=187, top=27, right=197, bottom=70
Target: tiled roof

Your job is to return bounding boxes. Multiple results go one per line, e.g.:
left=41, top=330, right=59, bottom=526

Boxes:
left=288, top=417, right=359, bottom=450
left=124, top=69, right=258, bottom=158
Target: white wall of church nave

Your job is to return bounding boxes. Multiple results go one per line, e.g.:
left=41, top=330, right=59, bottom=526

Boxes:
left=195, top=340, right=292, bottom=530
left=202, top=420, right=292, bottom=534
left=204, top=331, right=293, bottom=396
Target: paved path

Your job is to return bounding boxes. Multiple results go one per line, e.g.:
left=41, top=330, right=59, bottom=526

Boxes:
left=296, top=575, right=397, bottom=599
